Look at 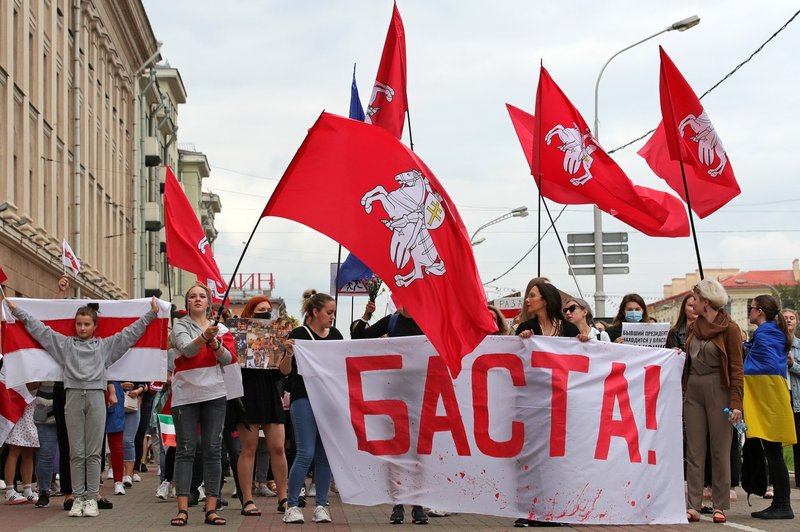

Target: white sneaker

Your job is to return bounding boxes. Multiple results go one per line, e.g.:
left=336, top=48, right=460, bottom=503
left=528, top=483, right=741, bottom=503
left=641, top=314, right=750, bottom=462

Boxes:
left=308, top=483, right=317, bottom=497
left=82, top=498, right=99, bottom=517
left=132, top=473, right=142, bottom=483
left=256, top=483, right=277, bottom=497
left=313, top=505, right=331, bottom=523
left=68, top=498, right=84, bottom=517
left=114, top=482, right=126, bottom=495
left=156, top=480, right=170, bottom=500
left=24, top=492, right=39, bottom=504
left=122, top=475, right=133, bottom=488
left=0, top=480, right=6, bottom=490
left=5, top=491, right=28, bottom=505
left=283, top=506, right=304, bottom=523
left=106, top=468, right=114, bottom=479
left=197, top=484, right=206, bottom=502
left=427, top=508, right=454, bottom=517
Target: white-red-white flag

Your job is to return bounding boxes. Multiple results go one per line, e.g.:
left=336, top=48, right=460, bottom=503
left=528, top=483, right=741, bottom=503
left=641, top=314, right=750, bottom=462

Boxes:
left=61, top=240, right=81, bottom=275
left=0, top=367, right=35, bottom=446
left=0, top=298, right=170, bottom=387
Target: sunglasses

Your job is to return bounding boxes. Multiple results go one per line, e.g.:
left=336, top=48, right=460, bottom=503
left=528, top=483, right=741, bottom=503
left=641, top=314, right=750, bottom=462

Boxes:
left=563, top=304, right=582, bottom=314
left=747, top=306, right=760, bottom=313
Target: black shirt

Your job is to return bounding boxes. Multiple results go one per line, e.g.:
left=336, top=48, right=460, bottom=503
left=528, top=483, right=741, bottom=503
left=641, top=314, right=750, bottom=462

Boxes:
left=351, top=312, right=423, bottom=339
left=287, top=325, right=343, bottom=402
left=516, top=317, right=580, bottom=338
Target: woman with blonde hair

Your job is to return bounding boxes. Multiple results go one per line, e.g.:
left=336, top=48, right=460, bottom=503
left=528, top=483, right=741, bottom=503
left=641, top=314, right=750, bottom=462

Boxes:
left=563, top=297, right=609, bottom=342
left=683, top=279, right=743, bottom=524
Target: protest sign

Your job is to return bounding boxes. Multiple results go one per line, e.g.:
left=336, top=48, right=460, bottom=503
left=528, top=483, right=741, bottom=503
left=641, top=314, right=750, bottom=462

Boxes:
left=226, top=317, right=292, bottom=369
left=621, top=322, right=670, bottom=347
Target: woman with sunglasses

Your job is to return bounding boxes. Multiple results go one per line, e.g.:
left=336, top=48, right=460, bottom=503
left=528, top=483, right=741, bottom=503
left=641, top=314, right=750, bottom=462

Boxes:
left=563, top=298, right=610, bottom=342
left=516, top=278, right=579, bottom=339
left=744, top=295, right=795, bottom=520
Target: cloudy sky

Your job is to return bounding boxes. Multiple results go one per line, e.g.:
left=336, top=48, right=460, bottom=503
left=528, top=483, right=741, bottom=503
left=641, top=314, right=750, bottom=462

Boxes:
left=142, top=0, right=800, bottom=324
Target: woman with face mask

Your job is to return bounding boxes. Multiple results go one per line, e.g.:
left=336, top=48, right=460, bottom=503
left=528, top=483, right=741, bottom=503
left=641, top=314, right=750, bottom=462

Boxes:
left=606, top=293, right=650, bottom=343
left=233, top=296, right=288, bottom=517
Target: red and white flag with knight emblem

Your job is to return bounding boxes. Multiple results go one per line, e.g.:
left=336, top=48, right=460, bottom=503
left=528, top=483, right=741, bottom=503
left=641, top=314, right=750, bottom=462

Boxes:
left=61, top=239, right=81, bottom=275
left=262, top=112, right=497, bottom=376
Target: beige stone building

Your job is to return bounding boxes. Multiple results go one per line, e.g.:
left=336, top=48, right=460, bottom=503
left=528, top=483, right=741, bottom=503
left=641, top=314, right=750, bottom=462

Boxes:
left=0, top=0, right=159, bottom=298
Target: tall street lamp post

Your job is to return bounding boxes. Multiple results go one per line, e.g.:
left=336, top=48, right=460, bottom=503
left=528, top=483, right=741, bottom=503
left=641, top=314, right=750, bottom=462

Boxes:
left=471, top=206, right=529, bottom=246
left=591, top=15, right=700, bottom=318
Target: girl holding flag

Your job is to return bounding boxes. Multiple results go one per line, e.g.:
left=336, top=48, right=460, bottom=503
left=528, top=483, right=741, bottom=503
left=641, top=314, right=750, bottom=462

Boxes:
left=4, top=296, right=159, bottom=517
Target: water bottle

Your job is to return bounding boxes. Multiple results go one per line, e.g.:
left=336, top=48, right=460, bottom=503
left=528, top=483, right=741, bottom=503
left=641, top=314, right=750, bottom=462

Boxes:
left=723, top=407, right=747, bottom=435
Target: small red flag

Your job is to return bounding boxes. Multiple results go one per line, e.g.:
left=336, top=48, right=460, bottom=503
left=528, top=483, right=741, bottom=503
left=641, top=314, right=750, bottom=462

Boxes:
left=365, top=2, right=408, bottom=139
left=0, top=266, right=7, bottom=285
left=643, top=47, right=740, bottom=218
left=516, top=66, right=689, bottom=238
left=163, top=166, right=227, bottom=303
left=262, top=112, right=497, bottom=376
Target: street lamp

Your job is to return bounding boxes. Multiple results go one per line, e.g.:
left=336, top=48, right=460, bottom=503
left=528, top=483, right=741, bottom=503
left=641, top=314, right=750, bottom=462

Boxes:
left=471, top=206, right=528, bottom=246
left=734, top=279, right=783, bottom=309
left=591, top=15, right=700, bottom=318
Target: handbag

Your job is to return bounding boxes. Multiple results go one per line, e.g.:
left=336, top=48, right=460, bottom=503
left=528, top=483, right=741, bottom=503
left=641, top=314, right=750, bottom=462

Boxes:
left=124, top=393, right=140, bottom=413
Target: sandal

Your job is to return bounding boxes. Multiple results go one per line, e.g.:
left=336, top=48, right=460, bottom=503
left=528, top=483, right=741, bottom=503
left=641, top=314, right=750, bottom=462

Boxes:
left=204, top=509, right=226, bottom=525
left=712, top=509, right=726, bottom=524
left=277, top=498, right=287, bottom=513
left=686, top=509, right=701, bottom=522
left=240, top=500, right=261, bottom=516
left=171, top=510, right=189, bottom=526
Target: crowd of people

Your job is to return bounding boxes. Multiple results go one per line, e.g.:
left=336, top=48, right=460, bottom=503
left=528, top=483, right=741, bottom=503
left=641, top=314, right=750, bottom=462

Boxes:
left=1, top=275, right=798, bottom=526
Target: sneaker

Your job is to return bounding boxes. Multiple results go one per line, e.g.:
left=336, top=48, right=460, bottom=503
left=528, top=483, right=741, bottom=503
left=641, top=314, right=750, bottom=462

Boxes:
left=132, top=473, right=142, bottom=483
left=729, top=489, right=738, bottom=502
left=156, top=480, right=170, bottom=500
left=68, top=498, right=84, bottom=517
left=390, top=504, right=405, bottom=524
left=138, top=463, right=148, bottom=473
left=0, top=480, right=5, bottom=490
left=256, top=483, right=277, bottom=497
left=283, top=506, right=304, bottom=523
left=313, top=505, right=331, bottom=523
left=82, top=498, right=99, bottom=517
left=114, top=482, right=126, bottom=495
left=24, top=492, right=39, bottom=504
left=5, top=491, right=28, bottom=505
left=106, top=468, right=113, bottom=479
left=514, top=518, right=530, bottom=527
left=122, top=475, right=133, bottom=488
left=97, top=497, right=114, bottom=510
left=197, top=484, right=206, bottom=502
left=427, top=508, right=454, bottom=517
left=754, top=505, right=794, bottom=519
left=35, top=492, right=50, bottom=508
left=308, top=483, right=317, bottom=497
left=411, top=505, right=429, bottom=524
left=298, top=486, right=306, bottom=508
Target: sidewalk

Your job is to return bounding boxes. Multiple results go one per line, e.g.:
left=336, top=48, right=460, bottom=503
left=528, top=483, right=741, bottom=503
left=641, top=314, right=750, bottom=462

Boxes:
left=1, top=467, right=797, bottom=531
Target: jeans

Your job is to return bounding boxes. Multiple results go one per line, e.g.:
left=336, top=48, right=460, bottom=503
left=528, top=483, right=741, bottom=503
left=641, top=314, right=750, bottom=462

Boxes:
left=287, top=398, right=331, bottom=507
left=173, top=396, right=226, bottom=498
left=35, top=424, right=58, bottom=493
left=123, top=408, right=141, bottom=462
left=135, top=391, right=155, bottom=466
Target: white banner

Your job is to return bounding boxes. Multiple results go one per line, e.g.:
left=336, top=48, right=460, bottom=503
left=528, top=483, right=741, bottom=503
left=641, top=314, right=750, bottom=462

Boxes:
left=295, top=335, right=686, bottom=524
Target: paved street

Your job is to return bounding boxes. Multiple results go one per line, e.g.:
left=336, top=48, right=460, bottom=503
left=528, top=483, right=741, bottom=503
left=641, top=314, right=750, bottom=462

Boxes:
left=0, top=467, right=797, bottom=531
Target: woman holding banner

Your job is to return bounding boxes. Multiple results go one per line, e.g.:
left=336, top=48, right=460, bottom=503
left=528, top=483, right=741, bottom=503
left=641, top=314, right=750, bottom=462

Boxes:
left=280, top=290, right=341, bottom=525
left=683, top=279, right=743, bottom=524
left=234, top=296, right=288, bottom=517
left=516, top=279, right=578, bottom=339
left=563, top=297, right=609, bottom=342
left=744, top=295, right=795, bottom=520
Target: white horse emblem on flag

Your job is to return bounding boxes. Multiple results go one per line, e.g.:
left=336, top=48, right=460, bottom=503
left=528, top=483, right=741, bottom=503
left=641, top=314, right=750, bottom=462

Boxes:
left=365, top=81, right=395, bottom=124
left=361, top=170, right=446, bottom=287
left=545, top=123, right=598, bottom=186
left=197, top=237, right=210, bottom=255
left=679, top=111, right=728, bottom=177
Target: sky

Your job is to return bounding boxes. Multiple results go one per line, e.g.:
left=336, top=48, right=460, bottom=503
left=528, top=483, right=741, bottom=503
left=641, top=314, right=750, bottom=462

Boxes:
left=141, top=0, right=800, bottom=324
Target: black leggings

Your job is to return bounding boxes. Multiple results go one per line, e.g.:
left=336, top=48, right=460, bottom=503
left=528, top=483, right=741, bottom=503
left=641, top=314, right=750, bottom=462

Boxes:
left=760, top=438, right=791, bottom=507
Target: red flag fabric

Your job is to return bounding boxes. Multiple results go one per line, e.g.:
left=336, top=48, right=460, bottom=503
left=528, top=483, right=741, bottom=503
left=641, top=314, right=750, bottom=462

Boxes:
left=0, top=369, right=35, bottom=446
left=163, top=166, right=227, bottom=302
left=520, top=67, right=689, bottom=237
left=364, top=2, right=408, bottom=139
left=0, top=266, right=7, bottom=285
left=644, top=47, right=741, bottom=218
left=61, top=239, right=81, bottom=274
left=262, top=112, right=497, bottom=376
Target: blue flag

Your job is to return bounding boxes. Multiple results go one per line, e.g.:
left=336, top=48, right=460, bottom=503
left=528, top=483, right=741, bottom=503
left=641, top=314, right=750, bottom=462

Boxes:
left=337, top=65, right=373, bottom=290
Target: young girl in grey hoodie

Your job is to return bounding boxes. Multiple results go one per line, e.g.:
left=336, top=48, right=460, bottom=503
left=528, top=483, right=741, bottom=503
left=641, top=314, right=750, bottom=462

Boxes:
left=5, top=297, right=159, bottom=517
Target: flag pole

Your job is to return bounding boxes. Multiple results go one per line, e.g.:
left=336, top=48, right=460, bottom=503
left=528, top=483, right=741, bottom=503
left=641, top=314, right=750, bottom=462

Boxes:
left=333, top=244, right=343, bottom=327
left=534, top=62, right=544, bottom=277
left=678, top=160, right=704, bottom=279
left=213, top=217, right=263, bottom=325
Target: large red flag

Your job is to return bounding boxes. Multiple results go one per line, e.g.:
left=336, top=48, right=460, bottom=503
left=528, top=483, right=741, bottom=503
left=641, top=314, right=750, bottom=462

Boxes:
left=262, top=112, right=497, bottom=376
left=641, top=47, right=740, bottom=218
left=524, top=67, right=689, bottom=237
left=163, top=166, right=227, bottom=302
left=364, top=2, right=407, bottom=139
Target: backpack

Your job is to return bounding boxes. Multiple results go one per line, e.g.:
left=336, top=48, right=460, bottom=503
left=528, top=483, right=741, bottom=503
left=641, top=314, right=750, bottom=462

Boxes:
left=740, top=438, right=768, bottom=503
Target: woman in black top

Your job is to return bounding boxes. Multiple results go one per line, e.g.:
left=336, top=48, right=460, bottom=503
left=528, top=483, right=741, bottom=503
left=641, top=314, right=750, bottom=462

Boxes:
left=516, top=279, right=579, bottom=338
left=279, top=290, right=342, bottom=524
left=606, top=293, right=650, bottom=343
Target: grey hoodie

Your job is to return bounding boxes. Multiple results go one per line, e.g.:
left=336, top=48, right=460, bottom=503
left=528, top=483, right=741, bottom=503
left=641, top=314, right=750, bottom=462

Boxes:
left=11, top=306, right=158, bottom=390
